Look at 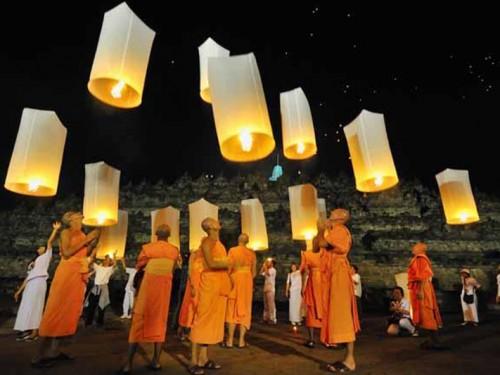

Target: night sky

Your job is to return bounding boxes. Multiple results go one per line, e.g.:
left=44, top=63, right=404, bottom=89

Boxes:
left=1, top=2, right=498, bottom=208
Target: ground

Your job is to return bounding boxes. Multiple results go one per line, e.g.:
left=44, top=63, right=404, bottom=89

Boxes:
left=1, top=311, right=499, bottom=375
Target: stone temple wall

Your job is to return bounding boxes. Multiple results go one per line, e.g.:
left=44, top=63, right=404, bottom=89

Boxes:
left=1, top=172, right=499, bottom=313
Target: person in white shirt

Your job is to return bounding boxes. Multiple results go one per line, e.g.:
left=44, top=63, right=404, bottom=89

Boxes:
left=460, top=268, right=481, bottom=326
left=85, top=253, right=116, bottom=327
left=119, top=257, right=136, bottom=319
left=351, top=265, right=362, bottom=321
left=261, top=258, right=277, bottom=324
left=387, top=287, right=417, bottom=336
left=496, top=265, right=500, bottom=304
left=14, top=222, right=61, bottom=341
left=286, top=262, right=302, bottom=326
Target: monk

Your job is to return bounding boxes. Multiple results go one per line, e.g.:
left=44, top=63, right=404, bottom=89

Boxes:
left=189, top=218, right=231, bottom=375
left=178, top=247, right=204, bottom=338
left=407, top=242, right=444, bottom=350
left=323, top=209, right=360, bottom=373
left=224, top=233, right=257, bottom=348
left=32, top=211, right=100, bottom=368
left=120, top=224, right=181, bottom=373
left=301, top=221, right=325, bottom=348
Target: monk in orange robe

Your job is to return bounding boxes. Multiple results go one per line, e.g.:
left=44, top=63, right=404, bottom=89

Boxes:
left=32, top=211, right=100, bottom=368
left=178, top=248, right=204, bottom=336
left=224, top=233, right=256, bottom=348
left=301, top=228, right=324, bottom=348
left=323, top=209, right=360, bottom=373
left=120, top=224, right=181, bottom=373
left=189, top=218, right=231, bottom=375
left=408, top=242, right=444, bottom=350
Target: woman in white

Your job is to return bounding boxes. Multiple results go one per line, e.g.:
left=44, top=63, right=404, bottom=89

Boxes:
left=460, top=268, right=481, bottom=326
left=119, top=257, right=136, bottom=319
left=14, top=222, right=61, bottom=341
left=286, top=262, right=302, bottom=326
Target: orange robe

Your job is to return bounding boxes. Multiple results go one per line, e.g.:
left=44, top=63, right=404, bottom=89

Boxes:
left=225, top=246, right=256, bottom=330
left=39, top=230, right=89, bottom=337
left=300, top=251, right=323, bottom=329
left=322, top=224, right=360, bottom=344
left=178, top=250, right=204, bottom=328
left=129, top=241, right=179, bottom=343
left=408, top=254, right=442, bottom=331
left=190, top=239, right=231, bottom=344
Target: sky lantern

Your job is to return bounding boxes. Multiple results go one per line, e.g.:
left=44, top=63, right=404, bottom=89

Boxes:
left=151, top=205, right=180, bottom=248
left=4, top=108, right=66, bottom=197
left=344, top=109, right=399, bottom=192
left=436, top=168, right=479, bottom=225
left=280, top=87, right=317, bottom=160
left=198, top=37, right=229, bottom=103
left=207, top=53, right=275, bottom=162
left=96, top=210, right=128, bottom=259
left=83, top=161, right=120, bottom=227
left=317, top=198, right=327, bottom=221
left=88, top=2, right=155, bottom=108
left=189, top=198, right=218, bottom=251
left=288, top=184, right=319, bottom=242
left=241, top=198, right=268, bottom=251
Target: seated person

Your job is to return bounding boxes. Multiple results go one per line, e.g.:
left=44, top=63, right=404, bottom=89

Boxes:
left=387, top=287, right=418, bottom=336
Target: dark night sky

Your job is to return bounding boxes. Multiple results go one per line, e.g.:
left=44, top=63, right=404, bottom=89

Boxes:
left=1, top=2, right=498, bottom=208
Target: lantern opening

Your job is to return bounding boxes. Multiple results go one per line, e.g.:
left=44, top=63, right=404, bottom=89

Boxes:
left=459, top=212, right=469, bottom=223
left=304, top=231, right=315, bottom=240
left=284, top=142, right=316, bottom=160
left=97, top=212, right=107, bottom=225
left=374, top=175, right=384, bottom=187
left=296, top=142, right=305, bottom=155
left=27, top=179, right=42, bottom=193
left=239, top=129, right=253, bottom=152
left=88, top=78, right=141, bottom=108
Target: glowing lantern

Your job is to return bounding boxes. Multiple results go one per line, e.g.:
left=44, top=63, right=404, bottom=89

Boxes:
left=288, top=184, right=319, bottom=241
left=241, top=198, right=268, bottom=251
left=207, top=53, right=275, bottom=162
left=280, top=87, right=317, bottom=160
left=317, top=198, right=327, bottom=221
left=83, top=161, right=120, bottom=227
left=4, top=108, right=66, bottom=197
left=394, top=272, right=412, bottom=318
left=344, top=110, right=399, bottom=192
left=198, top=37, right=229, bottom=103
left=88, top=2, right=155, bottom=108
left=151, top=206, right=180, bottom=248
left=189, top=198, right=218, bottom=251
left=96, top=210, right=128, bottom=259
left=436, top=169, right=479, bottom=225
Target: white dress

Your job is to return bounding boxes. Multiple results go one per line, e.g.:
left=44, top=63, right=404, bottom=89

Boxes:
left=14, top=248, right=52, bottom=331
left=461, top=277, right=479, bottom=323
left=287, top=270, right=302, bottom=324
left=122, top=267, right=137, bottom=317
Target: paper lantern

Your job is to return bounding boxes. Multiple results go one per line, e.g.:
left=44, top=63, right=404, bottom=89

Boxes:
left=436, top=169, right=479, bottom=225
left=4, top=108, right=66, bottom=197
left=96, top=210, right=128, bottom=259
left=189, top=198, right=218, bottom=251
left=344, top=110, right=399, bottom=192
left=241, top=198, right=268, bottom=251
left=208, top=53, right=275, bottom=162
left=88, top=2, right=155, bottom=108
left=151, top=206, right=180, bottom=248
left=280, top=87, right=317, bottom=160
left=394, top=272, right=412, bottom=318
left=288, top=184, right=319, bottom=240
left=198, top=37, right=230, bottom=103
left=317, top=198, right=327, bottom=221
left=83, top=161, right=120, bottom=227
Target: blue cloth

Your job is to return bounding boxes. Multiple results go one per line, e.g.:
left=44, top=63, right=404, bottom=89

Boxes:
left=269, top=165, right=283, bottom=181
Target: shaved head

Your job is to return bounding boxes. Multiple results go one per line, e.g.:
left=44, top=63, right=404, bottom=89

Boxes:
left=238, top=233, right=249, bottom=245
left=156, top=224, right=171, bottom=240
left=201, top=217, right=220, bottom=234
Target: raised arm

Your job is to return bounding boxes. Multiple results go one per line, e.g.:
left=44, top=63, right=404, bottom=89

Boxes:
left=47, top=221, right=62, bottom=249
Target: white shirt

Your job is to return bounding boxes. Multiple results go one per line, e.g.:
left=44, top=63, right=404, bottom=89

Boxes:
left=26, top=247, right=52, bottom=282
left=497, top=274, right=500, bottom=297
left=125, top=267, right=137, bottom=291
left=262, top=267, right=276, bottom=293
left=398, top=298, right=411, bottom=318
left=352, top=273, right=362, bottom=297
left=287, top=270, right=302, bottom=291
left=94, top=264, right=114, bottom=286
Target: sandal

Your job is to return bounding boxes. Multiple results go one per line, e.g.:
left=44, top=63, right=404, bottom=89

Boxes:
left=326, top=361, right=355, bottom=372
left=304, top=341, right=315, bottom=348
left=219, top=342, right=233, bottom=349
left=188, top=365, right=205, bottom=375
left=202, top=360, right=222, bottom=370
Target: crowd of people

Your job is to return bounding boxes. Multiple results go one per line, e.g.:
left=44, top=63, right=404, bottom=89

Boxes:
left=11, top=209, right=500, bottom=373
